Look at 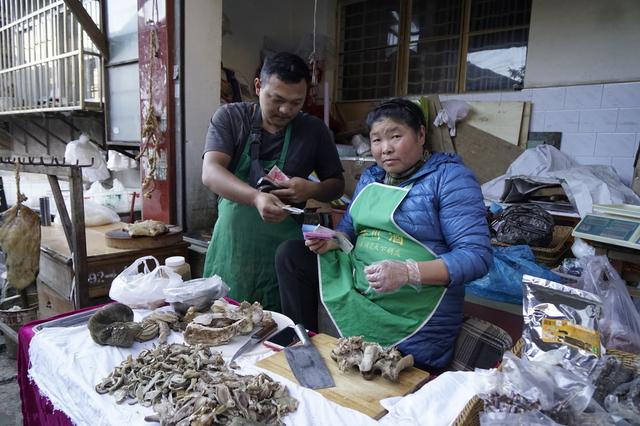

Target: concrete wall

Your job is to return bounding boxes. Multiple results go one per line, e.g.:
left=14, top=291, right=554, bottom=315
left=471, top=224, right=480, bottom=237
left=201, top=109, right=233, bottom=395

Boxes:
left=526, top=0, right=640, bottom=88
left=184, top=0, right=223, bottom=232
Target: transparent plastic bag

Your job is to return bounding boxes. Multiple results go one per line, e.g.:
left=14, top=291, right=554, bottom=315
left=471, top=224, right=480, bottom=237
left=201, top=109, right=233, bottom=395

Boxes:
left=481, top=351, right=595, bottom=424
left=109, top=256, right=182, bottom=309
left=480, top=411, right=560, bottom=426
left=576, top=256, right=640, bottom=353
left=163, top=275, right=230, bottom=314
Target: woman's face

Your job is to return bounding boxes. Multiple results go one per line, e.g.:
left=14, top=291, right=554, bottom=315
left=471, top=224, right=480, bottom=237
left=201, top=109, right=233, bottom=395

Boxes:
left=369, top=118, right=426, bottom=174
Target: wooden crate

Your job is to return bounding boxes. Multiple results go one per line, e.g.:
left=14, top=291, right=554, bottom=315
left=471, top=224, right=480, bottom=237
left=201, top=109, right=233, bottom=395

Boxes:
left=492, top=225, right=573, bottom=266
left=38, top=223, right=189, bottom=316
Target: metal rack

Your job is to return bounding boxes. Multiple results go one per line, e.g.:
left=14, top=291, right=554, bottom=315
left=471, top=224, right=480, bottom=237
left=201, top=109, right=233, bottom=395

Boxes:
left=0, top=156, right=93, bottom=308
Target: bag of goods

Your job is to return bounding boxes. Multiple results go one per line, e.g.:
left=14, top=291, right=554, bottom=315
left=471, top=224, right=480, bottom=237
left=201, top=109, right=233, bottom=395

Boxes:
left=109, top=256, right=182, bottom=309
left=522, top=274, right=603, bottom=374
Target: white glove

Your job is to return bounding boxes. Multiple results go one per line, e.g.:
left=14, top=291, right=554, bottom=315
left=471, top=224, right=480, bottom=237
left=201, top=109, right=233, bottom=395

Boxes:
left=364, top=259, right=421, bottom=293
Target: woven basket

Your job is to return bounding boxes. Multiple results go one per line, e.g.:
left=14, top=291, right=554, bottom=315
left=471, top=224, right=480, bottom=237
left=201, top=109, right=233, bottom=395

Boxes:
left=451, top=339, right=639, bottom=426
left=492, top=225, right=573, bottom=266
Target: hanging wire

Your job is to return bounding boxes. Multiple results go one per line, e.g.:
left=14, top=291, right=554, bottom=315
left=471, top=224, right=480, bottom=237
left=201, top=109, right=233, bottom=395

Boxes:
left=309, top=0, right=318, bottom=86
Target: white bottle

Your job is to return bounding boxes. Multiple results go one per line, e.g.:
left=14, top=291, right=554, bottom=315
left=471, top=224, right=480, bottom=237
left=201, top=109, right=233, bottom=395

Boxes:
left=165, top=256, right=191, bottom=281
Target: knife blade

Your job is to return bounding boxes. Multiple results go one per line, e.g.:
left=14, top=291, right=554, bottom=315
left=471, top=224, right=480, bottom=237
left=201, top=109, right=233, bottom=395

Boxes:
left=229, top=321, right=278, bottom=365
left=284, top=324, right=335, bottom=389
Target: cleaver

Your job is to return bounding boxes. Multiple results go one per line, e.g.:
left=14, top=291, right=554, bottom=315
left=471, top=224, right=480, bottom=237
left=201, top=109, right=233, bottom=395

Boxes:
left=284, top=324, right=335, bottom=389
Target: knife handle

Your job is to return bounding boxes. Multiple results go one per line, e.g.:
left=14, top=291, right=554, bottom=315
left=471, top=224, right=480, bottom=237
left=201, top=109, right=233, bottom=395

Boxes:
left=293, top=323, right=310, bottom=345
left=253, top=321, right=277, bottom=340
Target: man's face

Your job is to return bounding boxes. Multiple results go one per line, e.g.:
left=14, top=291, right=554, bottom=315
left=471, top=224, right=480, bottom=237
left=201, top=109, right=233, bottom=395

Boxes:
left=255, top=75, right=307, bottom=132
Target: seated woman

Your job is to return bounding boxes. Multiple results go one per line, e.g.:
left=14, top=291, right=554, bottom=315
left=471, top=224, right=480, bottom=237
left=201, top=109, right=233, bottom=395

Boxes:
left=275, top=98, right=492, bottom=370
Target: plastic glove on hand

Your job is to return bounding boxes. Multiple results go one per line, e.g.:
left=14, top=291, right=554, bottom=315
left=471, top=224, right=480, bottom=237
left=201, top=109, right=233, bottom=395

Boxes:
left=364, top=259, right=421, bottom=293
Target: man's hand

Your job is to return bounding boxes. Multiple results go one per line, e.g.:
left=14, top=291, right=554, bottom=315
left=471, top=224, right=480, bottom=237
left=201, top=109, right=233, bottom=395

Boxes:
left=305, top=238, right=340, bottom=254
left=253, top=192, right=289, bottom=223
left=271, top=177, right=314, bottom=204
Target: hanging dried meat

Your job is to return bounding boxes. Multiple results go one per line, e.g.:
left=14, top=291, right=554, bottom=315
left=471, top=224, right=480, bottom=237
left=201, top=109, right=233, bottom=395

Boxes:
left=0, top=202, right=40, bottom=289
left=0, top=166, right=41, bottom=290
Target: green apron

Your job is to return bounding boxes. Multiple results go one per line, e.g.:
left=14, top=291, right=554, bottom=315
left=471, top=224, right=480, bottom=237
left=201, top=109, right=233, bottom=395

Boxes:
left=203, top=125, right=302, bottom=311
left=319, top=182, right=447, bottom=347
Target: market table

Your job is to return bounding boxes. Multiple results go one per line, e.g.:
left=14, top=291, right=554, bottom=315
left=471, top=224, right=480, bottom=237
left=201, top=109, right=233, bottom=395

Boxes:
left=16, top=304, right=485, bottom=426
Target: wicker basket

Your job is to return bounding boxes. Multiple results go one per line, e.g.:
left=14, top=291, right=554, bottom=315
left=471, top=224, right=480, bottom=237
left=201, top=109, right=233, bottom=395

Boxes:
left=451, top=339, right=639, bottom=426
left=492, top=225, right=573, bottom=266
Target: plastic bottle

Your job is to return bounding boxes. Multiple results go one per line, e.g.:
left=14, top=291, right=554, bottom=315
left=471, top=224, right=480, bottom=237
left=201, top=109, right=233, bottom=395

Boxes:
left=165, top=256, right=191, bottom=281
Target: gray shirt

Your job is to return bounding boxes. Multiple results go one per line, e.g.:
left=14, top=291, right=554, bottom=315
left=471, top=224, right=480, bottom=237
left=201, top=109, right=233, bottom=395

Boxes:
left=204, top=102, right=343, bottom=181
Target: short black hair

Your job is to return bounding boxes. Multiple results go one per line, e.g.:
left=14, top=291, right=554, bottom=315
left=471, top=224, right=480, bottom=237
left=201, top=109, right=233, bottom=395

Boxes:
left=366, top=98, right=426, bottom=135
left=260, top=52, right=311, bottom=85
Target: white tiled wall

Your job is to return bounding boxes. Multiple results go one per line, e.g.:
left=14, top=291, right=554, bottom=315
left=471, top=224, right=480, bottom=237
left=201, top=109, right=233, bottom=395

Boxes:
left=440, top=81, right=640, bottom=185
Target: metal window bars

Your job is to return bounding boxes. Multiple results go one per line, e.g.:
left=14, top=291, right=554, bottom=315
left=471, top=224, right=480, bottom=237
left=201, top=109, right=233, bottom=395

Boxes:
left=0, top=0, right=103, bottom=115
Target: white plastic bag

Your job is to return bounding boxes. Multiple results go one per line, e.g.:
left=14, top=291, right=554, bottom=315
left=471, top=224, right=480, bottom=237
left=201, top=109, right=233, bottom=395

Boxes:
left=64, top=133, right=110, bottom=182
left=52, top=200, right=119, bottom=227
left=109, top=256, right=183, bottom=309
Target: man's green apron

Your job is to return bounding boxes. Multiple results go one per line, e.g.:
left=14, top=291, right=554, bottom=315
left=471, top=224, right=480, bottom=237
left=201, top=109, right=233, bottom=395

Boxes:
left=319, top=182, right=447, bottom=347
left=203, top=125, right=302, bottom=311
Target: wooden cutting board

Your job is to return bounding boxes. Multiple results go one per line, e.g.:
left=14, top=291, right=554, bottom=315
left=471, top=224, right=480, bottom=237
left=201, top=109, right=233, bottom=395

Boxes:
left=104, top=225, right=183, bottom=249
left=256, top=333, right=430, bottom=419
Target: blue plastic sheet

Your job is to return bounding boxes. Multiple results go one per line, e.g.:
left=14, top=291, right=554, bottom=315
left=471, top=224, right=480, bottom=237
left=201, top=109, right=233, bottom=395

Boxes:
left=466, top=245, right=561, bottom=304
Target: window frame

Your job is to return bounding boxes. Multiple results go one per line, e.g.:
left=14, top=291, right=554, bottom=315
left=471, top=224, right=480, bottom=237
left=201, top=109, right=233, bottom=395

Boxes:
left=337, top=0, right=531, bottom=101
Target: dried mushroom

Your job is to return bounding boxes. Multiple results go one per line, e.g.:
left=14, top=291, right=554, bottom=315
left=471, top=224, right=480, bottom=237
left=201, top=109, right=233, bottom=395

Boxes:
left=88, top=304, right=181, bottom=347
left=125, top=219, right=169, bottom=237
left=96, top=343, right=297, bottom=425
left=183, top=299, right=276, bottom=347
left=330, top=336, right=414, bottom=382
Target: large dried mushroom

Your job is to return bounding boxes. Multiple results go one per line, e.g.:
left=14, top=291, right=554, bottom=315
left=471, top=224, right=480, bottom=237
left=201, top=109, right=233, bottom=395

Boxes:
left=125, top=219, right=169, bottom=237
left=95, top=343, right=297, bottom=425
left=88, top=303, right=181, bottom=347
left=183, top=299, right=276, bottom=347
left=330, top=336, right=414, bottom=382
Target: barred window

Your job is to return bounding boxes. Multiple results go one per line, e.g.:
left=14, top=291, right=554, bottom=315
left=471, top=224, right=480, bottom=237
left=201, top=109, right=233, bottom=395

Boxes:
left=338, top=0, right=531, bottom=100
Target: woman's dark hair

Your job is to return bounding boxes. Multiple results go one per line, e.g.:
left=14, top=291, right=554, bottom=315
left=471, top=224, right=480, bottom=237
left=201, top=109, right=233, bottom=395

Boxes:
left=260, top=52, right=311, bottom=85
left=365, top=98, right=426, bottom=135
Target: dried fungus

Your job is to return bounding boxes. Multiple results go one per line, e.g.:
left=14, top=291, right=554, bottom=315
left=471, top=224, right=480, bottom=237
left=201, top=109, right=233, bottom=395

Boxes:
left=96, top=343, right=297, bottom=425
left=330, top=336, right=414, bottom=382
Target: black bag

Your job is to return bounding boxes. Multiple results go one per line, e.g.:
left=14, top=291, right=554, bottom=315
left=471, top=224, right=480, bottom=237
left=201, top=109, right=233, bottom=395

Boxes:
left=494, top=204, right=554, bottom=247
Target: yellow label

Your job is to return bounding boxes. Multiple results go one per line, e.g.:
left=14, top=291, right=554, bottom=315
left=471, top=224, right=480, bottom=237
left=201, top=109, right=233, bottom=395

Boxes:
left=541, top=318, right=601, bottom=356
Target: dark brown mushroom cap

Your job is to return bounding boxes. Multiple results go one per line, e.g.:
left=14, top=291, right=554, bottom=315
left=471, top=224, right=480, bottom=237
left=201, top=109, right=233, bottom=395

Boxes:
left=88, top=303, right=142, bottom=347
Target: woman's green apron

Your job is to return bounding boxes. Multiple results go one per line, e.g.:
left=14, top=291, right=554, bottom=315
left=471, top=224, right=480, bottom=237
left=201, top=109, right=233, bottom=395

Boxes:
left=319, top=182, right=447, bottom=347
left=203, top=125, right=302, bottom=311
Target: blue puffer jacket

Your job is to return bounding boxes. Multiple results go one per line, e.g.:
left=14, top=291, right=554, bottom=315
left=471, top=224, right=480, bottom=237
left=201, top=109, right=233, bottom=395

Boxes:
left=336, top=152, right=492, bottom=369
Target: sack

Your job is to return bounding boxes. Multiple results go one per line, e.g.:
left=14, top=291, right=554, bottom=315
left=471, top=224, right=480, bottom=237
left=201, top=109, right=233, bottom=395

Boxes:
left=64, top=134, right=110, bottom=182
left=575, top=256, right=640, bottom=353
left=109, top=256, right=183, bottom=309
left=494, top=204, right=554, bottom=246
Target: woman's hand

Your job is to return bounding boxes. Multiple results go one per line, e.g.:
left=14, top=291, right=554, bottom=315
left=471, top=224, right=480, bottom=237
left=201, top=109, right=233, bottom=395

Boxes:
left=364, top=259, right=421, bottom=293
left=305, top=238, right=340, bottom=254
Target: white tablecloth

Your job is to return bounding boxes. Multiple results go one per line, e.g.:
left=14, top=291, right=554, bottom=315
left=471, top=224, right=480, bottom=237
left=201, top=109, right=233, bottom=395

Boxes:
left=28, top=308, right=491, bottom=426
